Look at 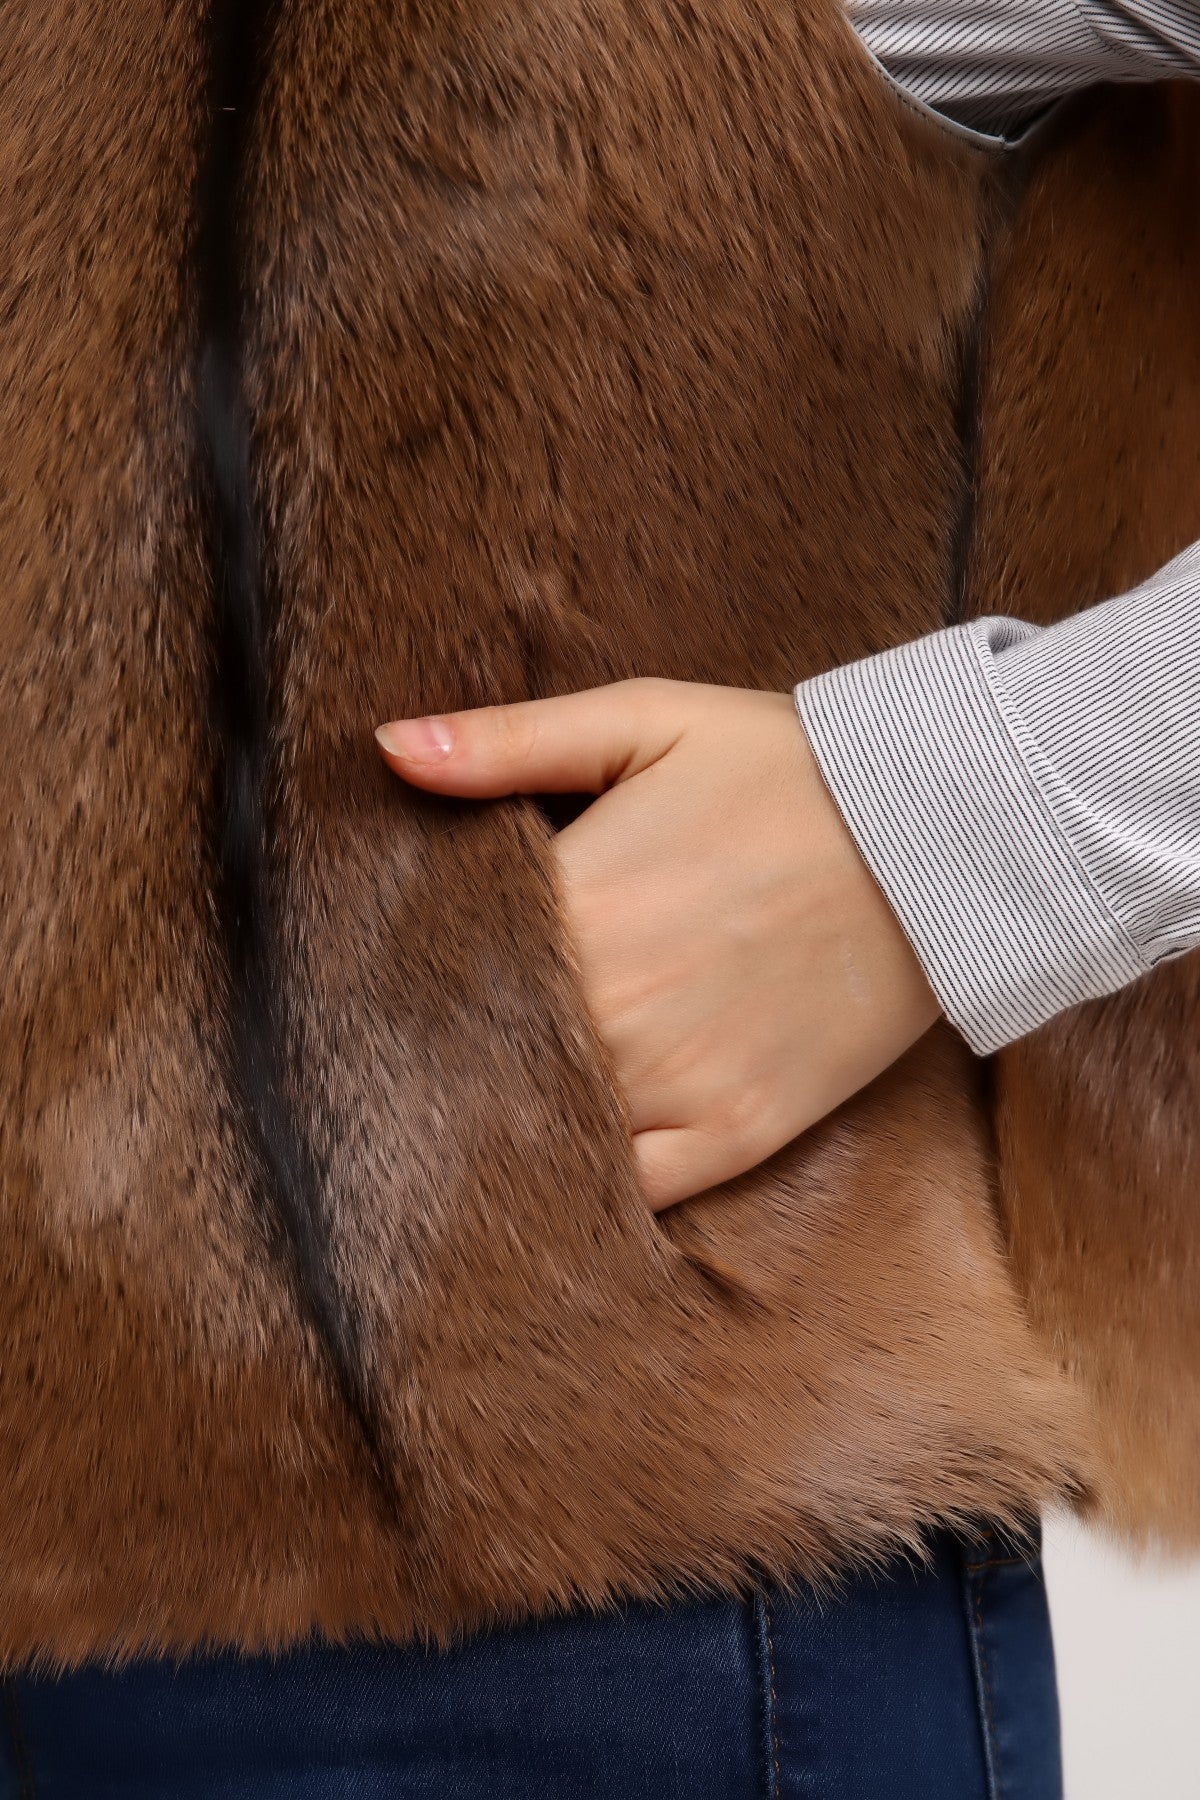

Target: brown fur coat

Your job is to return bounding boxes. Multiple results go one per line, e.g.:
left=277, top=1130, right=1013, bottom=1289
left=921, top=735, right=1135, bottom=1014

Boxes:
left=0, top=0, right=1197, bottom=1666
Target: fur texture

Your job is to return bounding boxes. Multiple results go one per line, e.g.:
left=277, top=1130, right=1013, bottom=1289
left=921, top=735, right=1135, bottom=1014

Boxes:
left=0, top=0, right=1191, bottom=1668
left=972, top=86, right=1200, bottom=1547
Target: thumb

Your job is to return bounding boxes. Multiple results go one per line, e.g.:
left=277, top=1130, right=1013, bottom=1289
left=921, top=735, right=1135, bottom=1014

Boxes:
left=374, top=678, right=684, bottom=799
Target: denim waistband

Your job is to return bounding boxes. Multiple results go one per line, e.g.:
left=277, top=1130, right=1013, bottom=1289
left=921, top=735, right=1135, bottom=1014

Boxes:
left=1, top=1526, right=1059, bottom=1800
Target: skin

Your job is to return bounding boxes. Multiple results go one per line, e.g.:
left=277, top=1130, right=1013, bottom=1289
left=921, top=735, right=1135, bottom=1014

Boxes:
left=376, top=680, right=941, bottom=1212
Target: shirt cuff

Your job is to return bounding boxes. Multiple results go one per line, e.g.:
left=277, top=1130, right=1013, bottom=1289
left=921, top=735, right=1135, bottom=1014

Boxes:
left=793, top=618, right=1150, bottom=1056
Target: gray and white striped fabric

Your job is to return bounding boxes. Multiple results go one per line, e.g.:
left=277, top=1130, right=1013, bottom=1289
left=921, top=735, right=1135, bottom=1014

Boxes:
left=793, top=3, right=1200, bottom=1056
left=848, top=0, right=1200, bottom=137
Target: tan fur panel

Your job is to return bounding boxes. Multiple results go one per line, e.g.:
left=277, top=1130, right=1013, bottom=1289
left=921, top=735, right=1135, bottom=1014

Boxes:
left=244, top=0, right=1083, bottom=1640
left=0, top=0, right=369, bottom=1668
left=0, top=0, right=1107, bottom=1666
left=972, top=87, right=1200, bottom=1545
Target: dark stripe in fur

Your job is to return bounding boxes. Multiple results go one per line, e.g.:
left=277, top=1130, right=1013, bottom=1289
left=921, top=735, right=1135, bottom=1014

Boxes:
left=945, top=157, right=1028, bottom=628
left=194, top=0, right=383, bottom=1473
left=945, top=274, right=988, bottom=629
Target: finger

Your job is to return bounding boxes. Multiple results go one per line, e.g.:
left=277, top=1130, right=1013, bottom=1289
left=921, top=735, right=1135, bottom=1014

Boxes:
left=374, top=679, right=686, bottom=800
left=632, top=1123, right=766, bottom=1213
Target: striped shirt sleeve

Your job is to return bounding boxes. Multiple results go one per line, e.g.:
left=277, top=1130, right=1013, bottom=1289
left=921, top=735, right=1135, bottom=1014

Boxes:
left=789, top=2, right=1200, bottom=1056
left=848, top=0, right=1200, bottom=138
left=794, top=545, right=1200, bottom=1055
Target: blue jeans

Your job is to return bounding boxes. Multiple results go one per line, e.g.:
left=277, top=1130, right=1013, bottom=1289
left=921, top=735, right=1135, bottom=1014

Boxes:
left=0, top=1529, right=1059, bottom=1799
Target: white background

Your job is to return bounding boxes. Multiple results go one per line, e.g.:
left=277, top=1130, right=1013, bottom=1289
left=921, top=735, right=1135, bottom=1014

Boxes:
left=1046, top=1515, right=1200, bottom=1798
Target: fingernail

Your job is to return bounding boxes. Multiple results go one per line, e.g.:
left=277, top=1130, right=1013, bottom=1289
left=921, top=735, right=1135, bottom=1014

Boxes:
left=375, top=717, right=455, bottom=761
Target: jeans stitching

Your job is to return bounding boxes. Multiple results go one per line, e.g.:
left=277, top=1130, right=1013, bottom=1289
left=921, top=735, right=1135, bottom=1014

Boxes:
left=1, top=1683, right=37, bottom=1800
left=752, top=1588, right=782, bottom=1800
left=962, top=1558, right=1002, bottom=1800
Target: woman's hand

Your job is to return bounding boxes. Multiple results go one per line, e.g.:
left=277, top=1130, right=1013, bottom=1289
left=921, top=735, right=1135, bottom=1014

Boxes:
left=376, top=680, right=941, bottom=1211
